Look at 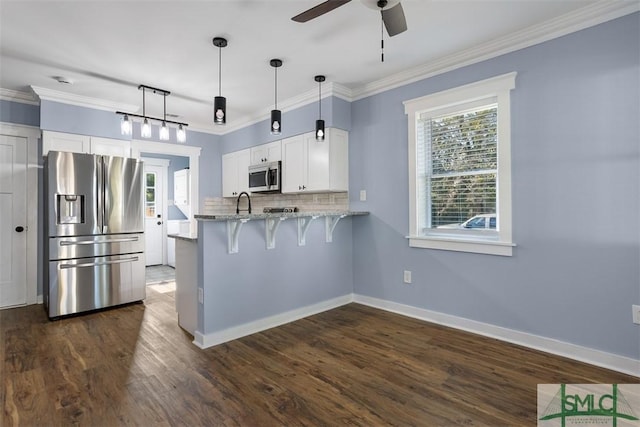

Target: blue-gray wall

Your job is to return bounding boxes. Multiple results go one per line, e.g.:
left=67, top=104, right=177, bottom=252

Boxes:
left=349, top=13, right=640, bottom=360
left=0, top=99, right=39, bottom=127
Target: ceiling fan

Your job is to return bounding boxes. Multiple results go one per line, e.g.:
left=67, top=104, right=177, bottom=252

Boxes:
left=292, top=0, right=408, bottom=37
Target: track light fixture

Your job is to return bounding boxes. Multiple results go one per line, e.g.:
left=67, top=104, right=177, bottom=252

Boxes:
left=213, top=37, right=228, bottom=125
left=116, top=84, right=188, bottom=142
left=270, top=59, right=283, bottom=135
left=314, top=75, right=325, bottom=141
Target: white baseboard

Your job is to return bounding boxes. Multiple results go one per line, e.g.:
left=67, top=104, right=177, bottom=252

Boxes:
left=192, top=294, right=354, bottom=349
left=353, top=294, right=640, bottom=378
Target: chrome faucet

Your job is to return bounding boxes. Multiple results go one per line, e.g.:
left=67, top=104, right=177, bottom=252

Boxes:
left=236, top=192, right=252, bottom=214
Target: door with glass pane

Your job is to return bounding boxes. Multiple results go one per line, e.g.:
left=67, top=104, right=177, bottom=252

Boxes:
left=143, top=163, right=165, bottom=266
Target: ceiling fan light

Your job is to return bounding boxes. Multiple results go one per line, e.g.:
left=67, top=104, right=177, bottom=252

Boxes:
left=271, top=110, right=281, bottom=135
left=120, top=114, right=132, bottom=135
left=159, top=121, right=170, bottom=140
left=141, top=118, right=152, bottom=138
left=176, top=124, right=186, bottom=143
left=214, top=96, right=226, bottom=125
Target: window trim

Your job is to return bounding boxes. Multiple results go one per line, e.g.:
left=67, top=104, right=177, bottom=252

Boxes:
left=404, top=72, right=517, bottom=256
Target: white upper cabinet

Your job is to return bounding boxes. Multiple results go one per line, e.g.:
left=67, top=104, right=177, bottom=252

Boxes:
left=282, top=128, right=348, bottom=194
left=222, top=148, right=251, bottom=197
left=43, top=131, right=90, bottom=155
left=250, top=140, right=282, bottom=165
left=90, top=136, right=131, bottom=157
left=43, top=131, right=131, bottom=157
left=174, top=169, right=190, bottom=206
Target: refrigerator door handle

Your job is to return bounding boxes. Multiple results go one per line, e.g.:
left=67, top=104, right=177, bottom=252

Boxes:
left=96, top=156, right=104, bottom=233
left=59, top=236, right=140, bottom=246
left=101, top=156, right=108, bottom=234
left=59, top=256, right=139, bottom=269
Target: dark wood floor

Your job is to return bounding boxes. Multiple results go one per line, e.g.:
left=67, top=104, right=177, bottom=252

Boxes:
left=2, top=288, right=637, bottom=426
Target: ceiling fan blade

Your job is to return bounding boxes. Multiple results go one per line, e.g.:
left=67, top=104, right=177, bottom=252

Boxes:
left=292, top=0, right=352, bottom=23
left=382, top=2, right=407, bottom=36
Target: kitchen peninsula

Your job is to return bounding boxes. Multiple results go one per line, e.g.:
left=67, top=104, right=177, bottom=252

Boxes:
left=171, top=210, right=368, bottom=349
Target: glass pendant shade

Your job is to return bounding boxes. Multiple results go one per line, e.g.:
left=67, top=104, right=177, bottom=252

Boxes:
left=121, top=114, right=132, bottom=135
left=176, top=124, right=186, bottom=143
left=214, top=96, right=226, bottom=125
left=159, top=121, right=170, bottom=140
left=141, top=118, right=152, bottom=138
left=315, top=119, right=325, bottom=141
left=271, top=110, right=281, bottom=135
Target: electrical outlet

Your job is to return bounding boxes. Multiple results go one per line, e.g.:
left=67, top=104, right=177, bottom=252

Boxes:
left=360, top=190, right=367, bottom=202
left=403, top=270, right=412, bottom=284
left=198, top=288, right=204, bottom=304
left=633, top=305, right=640, bottom=325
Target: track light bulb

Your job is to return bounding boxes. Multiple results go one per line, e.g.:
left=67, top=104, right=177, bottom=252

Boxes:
left=141, top=118, right=152, bottom=138
left=177, top=124, right=186, bottom=143
left=159, top=121, right=170, bottom=140
left=121, top=114, right=132, bottom=135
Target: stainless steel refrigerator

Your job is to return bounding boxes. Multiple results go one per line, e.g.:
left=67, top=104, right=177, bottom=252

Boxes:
left=44, top=151, right=146, bottom=318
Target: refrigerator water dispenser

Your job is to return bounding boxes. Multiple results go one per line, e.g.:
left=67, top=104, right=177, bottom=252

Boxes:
left=57, top=194, right=85, bottom=224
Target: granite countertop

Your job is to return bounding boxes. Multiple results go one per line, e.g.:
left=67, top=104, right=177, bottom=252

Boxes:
left=167, top=233, right=198, bottom=242
left=194, top=211, right=369, bottom=221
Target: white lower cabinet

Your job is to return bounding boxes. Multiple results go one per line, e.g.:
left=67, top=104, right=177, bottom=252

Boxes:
left=222, top=149, right=251, bottom=197
left=282, top=128, right=348, bottom=193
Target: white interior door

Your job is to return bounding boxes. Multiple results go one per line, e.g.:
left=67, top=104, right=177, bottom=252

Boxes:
left=143, top=162, right=167, bottom=266
left=0, top=134, right=27, bottom=308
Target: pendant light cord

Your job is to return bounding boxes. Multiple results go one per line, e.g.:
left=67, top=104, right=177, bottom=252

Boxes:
left=318, top=80, right=322, bottom=118
left=163, top=94, right=167, bottom=121
left=218, top=46, right=222, bottom=97
left=274, top=66, right=278, bottom=110
left=142, top=87, right=146, bottom=117
left=381, top=10, right=384, bottom=63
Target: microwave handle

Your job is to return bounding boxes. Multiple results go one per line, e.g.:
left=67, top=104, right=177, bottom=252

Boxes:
left=268, top=167, right=278, bottom=187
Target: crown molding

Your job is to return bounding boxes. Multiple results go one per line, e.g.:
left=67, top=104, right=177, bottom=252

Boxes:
left=30, top=85, right=139, bottom=113
left=0, top=88, right=39, bottom=106
left=350, top=0, right=640, bottom=101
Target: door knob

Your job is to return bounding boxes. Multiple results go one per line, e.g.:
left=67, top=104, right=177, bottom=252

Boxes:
left=15, top=226, right=24, bottom=232
left=157, top=221, right=162, bottom=225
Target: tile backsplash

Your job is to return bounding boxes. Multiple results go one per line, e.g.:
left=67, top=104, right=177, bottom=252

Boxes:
left=202, top=192, right=349, bottom=215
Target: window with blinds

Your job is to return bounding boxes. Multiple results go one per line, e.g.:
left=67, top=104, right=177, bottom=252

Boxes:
left=417, top=103, right=498, bottom=232
left=404, top=72, right=515, bottom=255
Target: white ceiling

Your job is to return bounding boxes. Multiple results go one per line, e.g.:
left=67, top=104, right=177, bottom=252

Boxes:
left=0, top=0, right=635, bottom=134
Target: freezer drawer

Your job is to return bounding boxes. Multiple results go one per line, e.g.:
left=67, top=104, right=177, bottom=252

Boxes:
left=49, top=233, right=145, bottom=260
left=47, top=253, right=146, bottom=318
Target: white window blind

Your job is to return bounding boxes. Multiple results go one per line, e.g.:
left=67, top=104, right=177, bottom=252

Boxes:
left=418, top=104, right=498, bottom=230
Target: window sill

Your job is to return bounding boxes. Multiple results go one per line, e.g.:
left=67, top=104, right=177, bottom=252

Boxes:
left=408, top=236, right=515, bottom=256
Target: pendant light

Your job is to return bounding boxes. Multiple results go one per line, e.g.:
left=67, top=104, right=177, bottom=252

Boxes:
left=140, top=86, right=152, bottom=138
left=176, top=124, right=186, bottom=143
left=314, top=75, right=325, bottom=141
left=159, top=92, right=169, bottom=141
left=213, top=37, right=228, bottom=125
left=270, top=59, right=283, bottom=135
left=121, top=114, right=132, bottom=136
left=116, top=84, right=189, bottom=143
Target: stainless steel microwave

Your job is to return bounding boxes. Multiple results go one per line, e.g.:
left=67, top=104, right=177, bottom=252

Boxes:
left=248, top=161, right=281, bottom=193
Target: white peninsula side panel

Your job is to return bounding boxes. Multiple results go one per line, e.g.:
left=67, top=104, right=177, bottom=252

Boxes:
left=174, top=237, right=197, bottom=335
